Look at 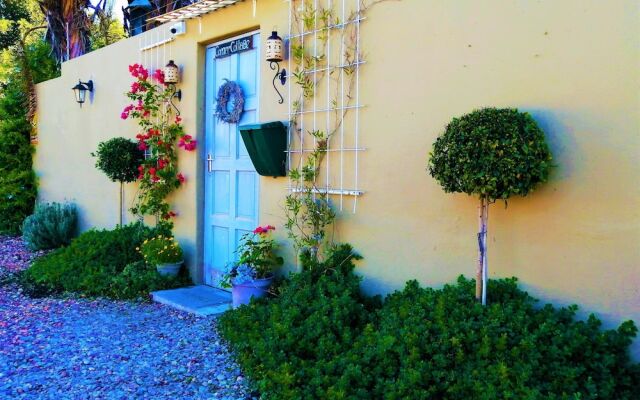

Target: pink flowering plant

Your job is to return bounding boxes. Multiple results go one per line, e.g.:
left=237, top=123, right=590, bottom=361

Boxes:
left=221, top=225, right=283, bottom=287
left=122, top=63, right=196, bottom=220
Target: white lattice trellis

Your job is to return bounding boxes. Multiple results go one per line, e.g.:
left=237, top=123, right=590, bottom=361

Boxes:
left=286, top=0, right=365, bottom=213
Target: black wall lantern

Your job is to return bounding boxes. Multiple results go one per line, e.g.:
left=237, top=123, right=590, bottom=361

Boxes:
left=163, top=60, right=182, bottom=115
left=72, top=80, right=93, bottom=107
left=265, top=31, right=286, bottom=104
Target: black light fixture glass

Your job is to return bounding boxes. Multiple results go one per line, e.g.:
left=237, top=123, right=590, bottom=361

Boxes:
left=71, top=80, right=93, bottom=107
left=265, top=31, right=286, bottom=104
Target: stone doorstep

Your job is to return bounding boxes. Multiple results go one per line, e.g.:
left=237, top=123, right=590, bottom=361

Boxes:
left=151, top=285, right=232, bottom=316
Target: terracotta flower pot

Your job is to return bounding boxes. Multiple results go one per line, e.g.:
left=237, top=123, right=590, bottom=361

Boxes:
left=156, top=261, right=182, bottom=277
left=231, top=275, right=273, bottom=308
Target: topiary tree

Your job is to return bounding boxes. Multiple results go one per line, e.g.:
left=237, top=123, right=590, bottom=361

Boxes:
left=428, top=108, right=553, bottom=305
left=92, top=137, right=144, bottom=225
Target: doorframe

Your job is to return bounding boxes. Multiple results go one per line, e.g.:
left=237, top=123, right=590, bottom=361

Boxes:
left=204, top=28, right=261, bottom=52
left=201, top=29, right=262, bottom=287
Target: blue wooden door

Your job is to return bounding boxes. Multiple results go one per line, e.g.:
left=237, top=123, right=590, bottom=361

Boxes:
left=204, top=32, right=260, bottom=286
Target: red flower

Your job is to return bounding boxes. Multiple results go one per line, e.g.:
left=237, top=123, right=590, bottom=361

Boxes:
left=175, top=115, right=182, bottom=124
left=157, top=158, right=168, bottom=169
left=129, top=64, right=149, bottom=80
left=177, top=173, right=185, bottom=183
left=148, top=167, right=156, bottom=176
left=253, top=225, right=276, bottom=235
left=178, top=135, right=197, bottom=151
left=121, top=104, right=135, bottom=120
left=153, top=69, right=165, bottom=84
left=162, top=211, right=177, bottom=220
left=137, top=142, right=148, bottom=151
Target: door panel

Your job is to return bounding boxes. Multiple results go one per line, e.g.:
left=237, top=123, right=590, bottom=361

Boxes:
left=213, top=171, right=230, bottom=214
left=236, top=171, right=257, bottom=219
left=204, top=32, right=260, bottom=286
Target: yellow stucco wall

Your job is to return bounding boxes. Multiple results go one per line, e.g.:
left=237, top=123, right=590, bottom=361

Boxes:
left=35, top=0, right=639, bottom=356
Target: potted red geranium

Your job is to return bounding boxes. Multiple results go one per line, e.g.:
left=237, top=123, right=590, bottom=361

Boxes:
left=221, top=225, right=283, bottom=308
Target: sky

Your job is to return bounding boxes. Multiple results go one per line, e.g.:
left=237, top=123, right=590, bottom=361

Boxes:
left=112, top=0, right=128, bottom=22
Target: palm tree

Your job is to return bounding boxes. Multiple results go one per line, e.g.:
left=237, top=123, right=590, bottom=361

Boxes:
left=38, top=0, right=100, bottom=62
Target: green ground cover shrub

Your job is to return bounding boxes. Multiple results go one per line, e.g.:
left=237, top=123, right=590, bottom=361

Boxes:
left=351, top=277, right=639, bottom=400
left=219, top=245, right=381, bottom=398
left=22, top=202, right=77, bottom=250
left=22, top=222, right=190, bottom=299
left=219, top=251, right=639, bottom=400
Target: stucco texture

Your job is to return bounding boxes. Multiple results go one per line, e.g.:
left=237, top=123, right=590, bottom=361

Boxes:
left=35, top=0, right=639, bottom=356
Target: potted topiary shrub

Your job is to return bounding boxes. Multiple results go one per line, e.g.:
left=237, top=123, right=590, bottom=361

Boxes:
left=139, top=235, right=184, bottom=277
left=221, top=225, right=283, bottom=308
left=428, top=107, right=552, bottom=305
left=92, top=137, right=144, bottom=225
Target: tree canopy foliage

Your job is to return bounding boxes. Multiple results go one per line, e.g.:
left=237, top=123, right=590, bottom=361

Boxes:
left=428, top=108, right=553, bottom=201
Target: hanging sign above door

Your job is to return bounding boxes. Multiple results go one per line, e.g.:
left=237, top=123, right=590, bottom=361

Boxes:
left=214, top=36, right=254, bottom=59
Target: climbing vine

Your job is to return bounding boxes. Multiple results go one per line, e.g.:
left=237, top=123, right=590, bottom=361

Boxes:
left=285, top=0, right=391, bottom=258
left=121, top=64, right=196, bottom=222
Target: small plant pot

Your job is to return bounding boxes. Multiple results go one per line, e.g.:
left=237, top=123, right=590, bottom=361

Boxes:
left=156, top=261, right=182, bottom=277
left=231, top=275, right=273, bottom=308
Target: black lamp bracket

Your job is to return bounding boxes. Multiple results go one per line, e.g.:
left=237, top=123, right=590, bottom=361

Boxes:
left=168, top=84, right=182, bottom=116
left=270, top=61, right=287, bottom=104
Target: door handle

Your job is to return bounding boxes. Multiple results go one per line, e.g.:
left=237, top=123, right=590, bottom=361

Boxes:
left=207, top=153, right=214, bottom=172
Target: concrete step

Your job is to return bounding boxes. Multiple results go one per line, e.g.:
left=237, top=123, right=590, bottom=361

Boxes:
left=151, top=285, right=232, bottom=316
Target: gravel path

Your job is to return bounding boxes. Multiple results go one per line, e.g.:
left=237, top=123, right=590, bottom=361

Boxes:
left=0, top=236, right=253, bottom=400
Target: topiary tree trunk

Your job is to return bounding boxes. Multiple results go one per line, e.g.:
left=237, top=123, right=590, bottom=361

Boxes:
left=92, top=137, right=144, bottom=227
left=473, top=197, right=490, bottom=304
left=428, top=108, right=553, bottom=305
left=476, top=197, right=489, bottom=304
left=119, top=181, right=125, bottom=226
